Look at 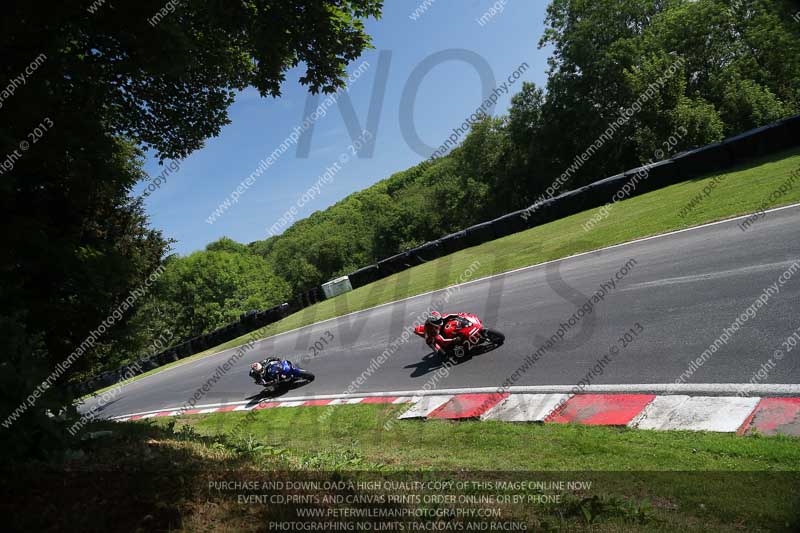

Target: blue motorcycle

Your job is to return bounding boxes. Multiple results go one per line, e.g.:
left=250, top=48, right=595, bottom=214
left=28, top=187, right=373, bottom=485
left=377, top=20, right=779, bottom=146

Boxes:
left=251, top=358, right=315, bottom=393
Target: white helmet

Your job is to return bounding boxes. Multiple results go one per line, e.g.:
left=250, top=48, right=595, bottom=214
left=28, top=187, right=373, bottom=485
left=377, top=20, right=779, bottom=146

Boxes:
left=251, top=362, right=263, bottom=373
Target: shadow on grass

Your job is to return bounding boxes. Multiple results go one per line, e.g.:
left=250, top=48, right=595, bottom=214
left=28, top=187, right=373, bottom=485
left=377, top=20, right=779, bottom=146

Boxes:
left=2, top=420, right=267, bottom=531
left=2, top=419, right=456, bottom=530
left=5, top=413, right=800, bottom=531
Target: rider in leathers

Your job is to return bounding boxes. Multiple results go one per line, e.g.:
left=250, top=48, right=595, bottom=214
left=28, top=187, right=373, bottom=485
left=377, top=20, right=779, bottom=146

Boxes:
left=414, top=311, right=468, bottom=357
left=249, top=358, right=286, bottom=386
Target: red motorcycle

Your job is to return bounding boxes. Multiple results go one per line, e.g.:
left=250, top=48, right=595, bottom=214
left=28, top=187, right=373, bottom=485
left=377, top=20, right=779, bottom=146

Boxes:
left=413, top=312, right=505, bottom=359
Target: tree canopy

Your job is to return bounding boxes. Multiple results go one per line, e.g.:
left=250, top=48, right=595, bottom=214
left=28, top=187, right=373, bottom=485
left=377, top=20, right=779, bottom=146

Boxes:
left=1, top=0, right=382, bottom=458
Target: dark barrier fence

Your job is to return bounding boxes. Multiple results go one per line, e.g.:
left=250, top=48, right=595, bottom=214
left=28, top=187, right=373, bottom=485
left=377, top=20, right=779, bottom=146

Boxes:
left=439, top=230, right=468, bottom=255
left=77, top=115, right=800, bottom=396
left=638, top=160, right=677, bottom=192
left=406, top=240, right=444, bottom=265
left=74, top=300, right=299, bottom=396
left=490, top=209, right=531, bottom=238
left=348, top=264, right=381, bottom=289
left=727, top=125, right=771, bottom=161
left=524, top=196, right=559, bottom=224
left=673, top=142, right=732, bottom=180
left=550, top=186, right=594, bottom=218
left=584, top=173, right=627, bottom=203
left=464, top=221, right=495, bottom=248
left=377, top=251, right=412, bottom=278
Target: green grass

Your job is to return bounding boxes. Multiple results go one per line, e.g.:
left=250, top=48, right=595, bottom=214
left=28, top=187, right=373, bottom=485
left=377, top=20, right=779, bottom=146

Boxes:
left=31, top=404, right=798, bottom=531
left=177, top=404, right=800, bottom=471
left=89, top=148, right=800, bottom=394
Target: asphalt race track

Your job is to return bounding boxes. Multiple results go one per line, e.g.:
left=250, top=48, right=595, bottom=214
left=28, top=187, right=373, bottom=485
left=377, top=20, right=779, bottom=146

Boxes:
left=81, top=205, right=800, bottom=419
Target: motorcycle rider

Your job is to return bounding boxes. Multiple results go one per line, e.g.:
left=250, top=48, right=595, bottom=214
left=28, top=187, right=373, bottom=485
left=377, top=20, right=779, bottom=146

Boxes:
left=415, top=311, right=468, bottom=357
left=249, top=357, right=286, bottom=386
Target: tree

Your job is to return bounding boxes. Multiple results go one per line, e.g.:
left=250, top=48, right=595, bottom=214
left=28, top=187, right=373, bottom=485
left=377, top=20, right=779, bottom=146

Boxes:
left=0, top=136, right=170, bottom=456
left=537, top=0, right=661, bottom=185
left=455, top=116, right=509, bottom=210
left=503, top=82, right=550, bottom=205
left=149, top=251, right=291, bottom=340
left=717, top=77, right=795, bottom=135
left=632, top=0, right=799, bottom=143
left=537, top=0, right=799, bottom=181
left=3, top=1, right=383, bottom=160
left=507, top=82, right=546, bottom=150
left=207, top=237, right=249, bottom=255
left=0, top=0, right=382, bottom=457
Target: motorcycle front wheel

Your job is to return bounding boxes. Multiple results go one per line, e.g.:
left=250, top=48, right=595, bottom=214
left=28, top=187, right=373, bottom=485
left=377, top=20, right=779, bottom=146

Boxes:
left=295, top=369, right=315, bottom=382
left=482, top=328, right=505, bottom=346
left=452, top=345, right=467, bottom=359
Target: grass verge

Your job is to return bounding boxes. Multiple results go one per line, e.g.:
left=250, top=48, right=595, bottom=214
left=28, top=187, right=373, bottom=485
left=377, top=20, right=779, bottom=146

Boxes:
left=90, top=148, right=800, bottom=393
left=15, top=405, right=800, bottom=531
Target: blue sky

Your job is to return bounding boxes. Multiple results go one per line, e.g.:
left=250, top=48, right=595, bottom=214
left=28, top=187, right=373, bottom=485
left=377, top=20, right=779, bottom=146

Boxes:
left=137, top=0, right=552, bottom=255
